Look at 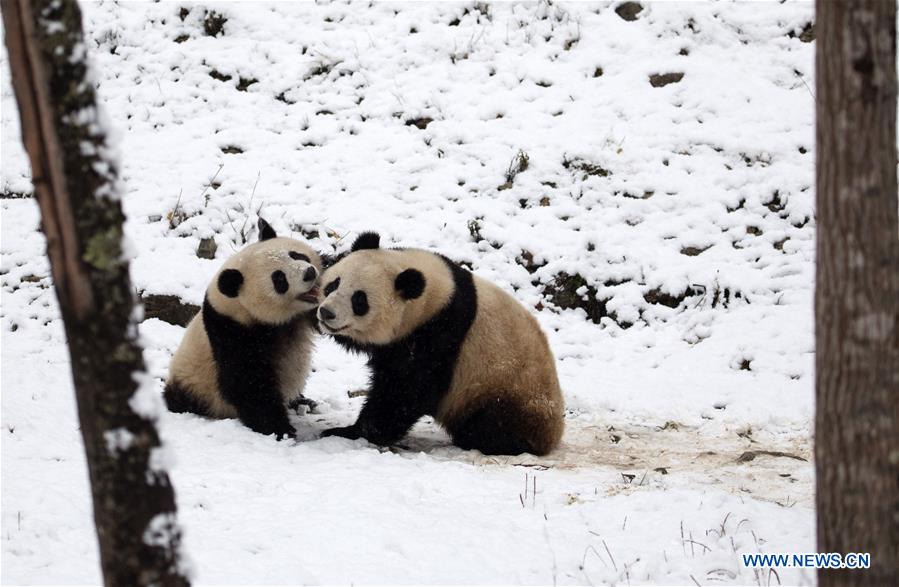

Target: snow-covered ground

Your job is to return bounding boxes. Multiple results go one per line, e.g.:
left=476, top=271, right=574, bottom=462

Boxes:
left=2, top=1, right=818, bottom=584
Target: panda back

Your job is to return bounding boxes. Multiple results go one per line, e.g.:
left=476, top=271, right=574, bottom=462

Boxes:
left=437, top=275, right=563, bottom=427
left=167, top=313, right=238, bottom=418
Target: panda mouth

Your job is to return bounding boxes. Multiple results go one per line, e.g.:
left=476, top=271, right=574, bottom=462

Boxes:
left=297, top=286, right=320, bottom=304
left=322, top=323, right=348, bottom=333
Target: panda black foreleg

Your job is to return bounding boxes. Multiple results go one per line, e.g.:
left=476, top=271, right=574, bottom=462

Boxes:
left=232, top=400, right=295, bottom=440
left=322, top=383, right=427, bottom=446
left=204, top=301, right=297, bottom=440
left=219, top=377, right=295, bottom=440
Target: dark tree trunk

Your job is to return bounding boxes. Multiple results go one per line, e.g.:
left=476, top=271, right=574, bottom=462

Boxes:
left=815, top=1, right=899, bottom=585
left=2, top=0, right=190, bottom=584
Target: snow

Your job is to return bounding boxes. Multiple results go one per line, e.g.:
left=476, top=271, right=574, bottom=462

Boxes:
left=103, top=427, right=135, bottom=456
left=2, top=1, right=819, bottom=584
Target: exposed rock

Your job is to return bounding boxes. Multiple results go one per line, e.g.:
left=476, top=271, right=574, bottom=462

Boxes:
left=765, top=190, right=786, bottom=213
left=799, top=24, right=815, bottom=42
left=209, top=69, right=232, bottom=82
left=203, top=10, right=227, bottom=37
left=563, top=156, right=610, bottom=179
left=237, top=77, right=258, bottom=92
left=140, top=293, right=200, bottom=327
left=788, top=22, right=815, bottom=43
left=649, top=72, right=684, bottom=87
left=644, top=286, right=699, bottom=308
left=680, top=245, right=711, bottom=256
left=615, top=2, right=643, bottom=22
left=543, top=272, right=607, bottom=324
left=516, top=250, right=546, bottom=274
left=196, top=237, right=217, bottom=259
left=0, top=190, right=32, bottom=199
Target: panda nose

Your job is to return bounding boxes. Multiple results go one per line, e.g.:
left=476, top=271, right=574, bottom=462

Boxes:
left=318, top=306, right=336, bottom=322
left=303, top=266, right=317, bottom=282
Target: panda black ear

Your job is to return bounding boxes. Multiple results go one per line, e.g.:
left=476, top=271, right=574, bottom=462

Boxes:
left=351, top=232, right=380, bottom=252
left=218, top=269, right=244, bottom=298
left=258, top=218, right=277, bottom=241
left=395, top=268, right=425, bottom=300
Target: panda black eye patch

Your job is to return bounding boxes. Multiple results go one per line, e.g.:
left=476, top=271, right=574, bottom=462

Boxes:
left=324, top=277, right=340, bottom=296
left=351, top=290, right=369, bottom=316
left=289, top=251, right=310, bottom=263
left=271, top=270, right=289, bottom=294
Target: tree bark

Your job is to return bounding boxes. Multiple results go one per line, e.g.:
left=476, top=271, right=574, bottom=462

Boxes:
left=815, top=1, right=899, bottom=585
left=2, top=0, right=190, bottom=584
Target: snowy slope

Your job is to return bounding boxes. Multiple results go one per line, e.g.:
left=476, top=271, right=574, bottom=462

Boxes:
left=2, top=1, right=817, bottom=584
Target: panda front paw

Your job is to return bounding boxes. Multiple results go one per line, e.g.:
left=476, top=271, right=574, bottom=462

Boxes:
left=321, top=425, right=362, bottom=440
left=273, top=428, right=296, bottom=441
left=246, top=419, right=295, bottom=441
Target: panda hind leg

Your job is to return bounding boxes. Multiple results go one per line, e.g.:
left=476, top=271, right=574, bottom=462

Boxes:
left=449, top=396, right=544, bottom=456
left=163, top=381, right=211, bottom=417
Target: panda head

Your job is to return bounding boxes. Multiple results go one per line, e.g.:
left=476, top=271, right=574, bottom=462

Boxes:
left=207, top=218, right=324, bottom=325
left=316, top=231, right=433, bottom=345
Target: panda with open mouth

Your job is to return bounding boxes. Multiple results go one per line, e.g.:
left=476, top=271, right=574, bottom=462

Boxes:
left=164, top=218, right=324, bottom=440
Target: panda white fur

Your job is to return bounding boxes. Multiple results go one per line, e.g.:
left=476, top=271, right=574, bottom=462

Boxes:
left=164, top=218, right=324, bottom=439
left=317, top=232, right=564, bottom=455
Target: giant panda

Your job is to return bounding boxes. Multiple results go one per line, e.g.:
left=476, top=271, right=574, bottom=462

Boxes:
left=164, top=218, right=324, bottom=440
left=316, top=232, right=565, bottom=455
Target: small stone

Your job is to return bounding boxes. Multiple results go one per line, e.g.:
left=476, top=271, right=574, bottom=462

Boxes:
left=649, top=72, right=684, bottom=87
left=405, top=117, right=433, bottom=130
left=615, top=2, right=643, bottom=22
left=237, top=77, right=258, bottom=92
left=203, top=10, right=227, bottom=37
left=798, top=23, right=815, bottom=43
left=543, top=272, right=607, bottom=324
left=644, top=287, right=699, bottom=308
left=209, top=69, right=231, bottom=82
left=196, top=237, right=217, bottom=259
left=140, top=294, right=200, bottom=327
left=680, top=245, right=711, bottom=256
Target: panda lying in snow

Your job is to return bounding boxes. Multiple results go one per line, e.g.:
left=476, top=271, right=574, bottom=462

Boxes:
left=164, top=218, right=323, bottom=439
left=317, top=232, right=565, bottom=456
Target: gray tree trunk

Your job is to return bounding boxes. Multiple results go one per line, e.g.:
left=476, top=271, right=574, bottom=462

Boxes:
left=815, top=1, right=898, bottom=585
left=1, top=0, right=190, bottom=584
